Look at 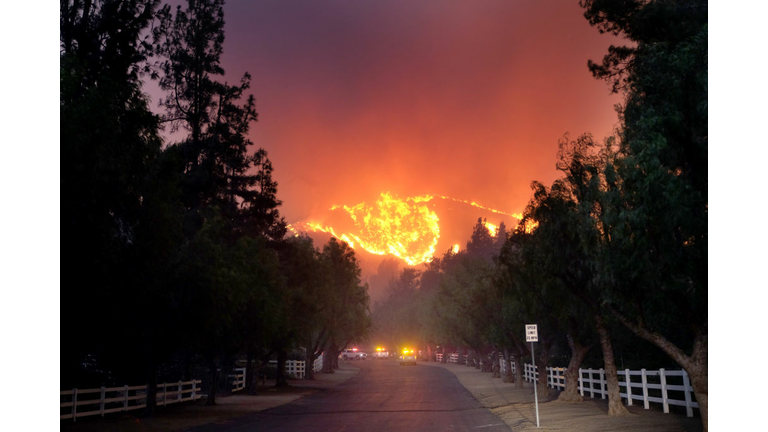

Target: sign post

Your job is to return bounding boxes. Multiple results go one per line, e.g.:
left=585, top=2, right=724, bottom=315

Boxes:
left=526, top=324, right=540, bottom=428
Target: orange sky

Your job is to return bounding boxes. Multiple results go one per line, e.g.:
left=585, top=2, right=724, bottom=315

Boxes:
left=156, top=0, right=626, bottom=283
left=218, top=0, right=624, bottom=225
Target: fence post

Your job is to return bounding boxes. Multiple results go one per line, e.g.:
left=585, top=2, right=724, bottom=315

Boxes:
left=178, top=381, right=182, bottom=402
left=599, top=369, right=606, bottom=399
left=589, top=370, right=595, bottom=398
left=124, top=385, right=129, bottom=411
left=659, top=368, right=669, bottom=413
left=72, top=388, right=78, bottom=422
left=100, top=386, right=106, bottom=417
left=163, top=382, right=167, bottom=406
left=548, top=367, right=554, bottom=389
left=625, top=369, right=633, bottom=406
left=192, top=380, right=197, bottom=400
left=579, top=369, right=584, bottom=397
left=641, top=369, right=649, bottom=409
left=682, top=370, right=693, bottom=417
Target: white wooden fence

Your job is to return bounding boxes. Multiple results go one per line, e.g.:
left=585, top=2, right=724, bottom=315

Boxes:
left=436, top=353, right=466, bottom=364
left=286, top=360, right=306, bottom=378
left=522, top=364, right=700, bottom=417
left=498, top=358, right=517, bottom=375
left=265, top=360, right=313, bottom=379
left=230, top=367, right=246, bottom=392
left=60, top=379, right=202, bottom=422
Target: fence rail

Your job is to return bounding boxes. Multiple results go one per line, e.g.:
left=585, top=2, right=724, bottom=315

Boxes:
left=61, top=379, right=202, bottom=422
left=522, top=364, right=699, bottom=418
left=230, top=368, right=246, bottom=392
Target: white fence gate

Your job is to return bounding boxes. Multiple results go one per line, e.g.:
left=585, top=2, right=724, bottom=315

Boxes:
left=61, top=379, right=202, bottom=422
left=522, top=364, right=700, bottom=417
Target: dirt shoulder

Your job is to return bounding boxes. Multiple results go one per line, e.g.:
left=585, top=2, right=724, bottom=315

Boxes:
left=419, top=361, right=703, bottom=432
left=60, top=363, right=361, bottom=432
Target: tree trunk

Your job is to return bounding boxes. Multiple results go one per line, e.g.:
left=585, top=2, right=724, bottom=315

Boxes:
left=492, top=351, right=501, bottom=378
left=559, top=334, right=590, bottom=402
left=322, top=340, right=337, bottom=373
left=687, top=361, right=708, bottom=432
left=534, top=341, right=551, bottom=399
left=594, top=313, right=629, bottom=416
left=609, top=308, right=708, bottom=430
left=206, top=355, right=217, bottom=406
left=305, top=344, right=317, bottom=381
left=145, top=360, right=157, bottom=417
left=503, top=349, right=515, bottom=383
left=515, top=352, right=524, bottom=389
left=246, top=349, right=257, bottom=395
left=275, top=349, right=288, bottom=387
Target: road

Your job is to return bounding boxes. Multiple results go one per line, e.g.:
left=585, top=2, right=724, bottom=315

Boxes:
left=188, top=358, right=511, bottom=431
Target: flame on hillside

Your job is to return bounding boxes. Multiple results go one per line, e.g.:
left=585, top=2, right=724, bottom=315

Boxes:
left=289, top=193, right=523, bottom=265
left=293, top=193, right=440, bottom=265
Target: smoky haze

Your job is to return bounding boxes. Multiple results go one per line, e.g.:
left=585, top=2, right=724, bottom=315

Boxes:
left=206, top=0, right=624, bottom=220
left=148, top=0, right=624, bottom=277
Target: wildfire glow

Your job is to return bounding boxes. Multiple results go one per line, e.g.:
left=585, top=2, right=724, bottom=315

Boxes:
left=289, top=192, right=524, bottom=266
left=522, top=219, right=539, bottom=234
left=437, top=196, right=519, bottom=219
left=292, top=192, right=441, bottom=265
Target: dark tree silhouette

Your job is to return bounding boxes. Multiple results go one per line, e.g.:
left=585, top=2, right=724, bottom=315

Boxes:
left=154, top=0, right=287, bottom=404
left=581, top=1, right=708, bottom=427
left=60, top=2, right=174, bottom=414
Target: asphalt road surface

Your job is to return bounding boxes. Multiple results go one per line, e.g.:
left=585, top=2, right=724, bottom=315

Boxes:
left=188, top=359, right=511, bottom=431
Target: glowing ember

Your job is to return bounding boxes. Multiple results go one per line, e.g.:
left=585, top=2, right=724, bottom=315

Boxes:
left=452, top=244, right=460, bottom=254
left=485, top=221, right=498, bottom=237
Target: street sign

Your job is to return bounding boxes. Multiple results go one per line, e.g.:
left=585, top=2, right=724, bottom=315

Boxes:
left=525, top=324, right=541, bottom=427
left=526, top=324, right=538, bottom=342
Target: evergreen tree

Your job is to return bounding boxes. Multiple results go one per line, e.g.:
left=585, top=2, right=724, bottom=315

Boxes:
left=154, top=0, right=287, bottom=404
left=156, top=0, right=286, bottom=240
left=466, top=217, right=496, bottom=262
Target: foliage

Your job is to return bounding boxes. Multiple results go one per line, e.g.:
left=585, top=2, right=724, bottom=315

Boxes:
left=320, top=238, right=371, bottom=347
left=155, top=0, right=286, bottom=241
left=60, top=0, right=167, bottom=388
